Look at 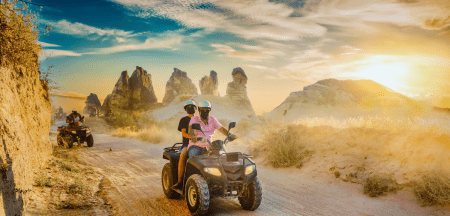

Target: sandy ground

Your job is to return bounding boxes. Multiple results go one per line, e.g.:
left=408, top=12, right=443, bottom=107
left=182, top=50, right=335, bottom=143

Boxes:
left=67, top=131, right=450, bottom=216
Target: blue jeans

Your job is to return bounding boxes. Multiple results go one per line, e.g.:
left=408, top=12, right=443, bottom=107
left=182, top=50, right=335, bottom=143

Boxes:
left=188, top=145, right=206, bottom=157
left=180, top=145, right=188, bottom=151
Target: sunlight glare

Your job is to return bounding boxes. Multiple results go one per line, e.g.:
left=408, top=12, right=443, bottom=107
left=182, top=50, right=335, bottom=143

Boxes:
left=353, top=63, right=410, bottom=92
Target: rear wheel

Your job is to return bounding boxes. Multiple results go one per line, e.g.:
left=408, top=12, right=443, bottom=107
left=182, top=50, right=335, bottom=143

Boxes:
left=86, top=135, right=94, bottom=147
left=238, top=176, right=262, bottom=211
left=185, top=174, right=210, bottom=216
left=162, top=163, right=180, bottom=199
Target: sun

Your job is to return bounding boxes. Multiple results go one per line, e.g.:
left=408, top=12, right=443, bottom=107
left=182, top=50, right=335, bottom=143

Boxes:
left=352, top=63, right=410, bottom=92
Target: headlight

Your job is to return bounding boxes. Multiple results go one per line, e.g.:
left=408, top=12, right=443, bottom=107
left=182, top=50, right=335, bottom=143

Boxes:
left=71, top=131, right=77, bottom=134
left=245, top=165, right=256, bottom=175
left=204, top=168, right=221, bottom=176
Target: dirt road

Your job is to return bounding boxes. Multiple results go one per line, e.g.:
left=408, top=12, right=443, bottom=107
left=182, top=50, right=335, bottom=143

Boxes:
left=74, top=133, right=450, bottom=216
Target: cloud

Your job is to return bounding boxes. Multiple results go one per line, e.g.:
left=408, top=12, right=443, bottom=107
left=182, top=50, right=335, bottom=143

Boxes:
left=52, top=92, right=88, bottom=99
left=39, top=19, right=134, bottom=39
left=210, top=44, right=274, bottom=62
left=37, top=41, right=61, bottom=47
left=94, top=35, right=183, bottom=54
left=40, top=49, right=82, bottom=60
left=423, top=15, right=450, bottom=30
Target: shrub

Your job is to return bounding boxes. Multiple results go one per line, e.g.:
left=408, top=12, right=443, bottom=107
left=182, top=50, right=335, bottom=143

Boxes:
left=34, top=174, right=53, bottom=187
left=57, top=160, right=80, bottom=173
left=252, top=124, right=312, bottom=168
left=67, top=178, right=87, bottom=195
left=0, top=0, right=43, bottom=72
left=363, top=175, right=398, bottom=197
left=414, top=173, right=450, bottom=206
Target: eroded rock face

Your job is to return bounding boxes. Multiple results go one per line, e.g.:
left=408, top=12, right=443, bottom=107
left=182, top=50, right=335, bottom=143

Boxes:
left=0, top=66, right=51, bottom=215
left=105, top=66, right=158, bottom=112
left=225, top=67, right=255, bottom=113
left=199, top=70, right=219, bottom=96
left=162, top=68, right=198, bottom=105
left=83, top=93, right=101, bottom=114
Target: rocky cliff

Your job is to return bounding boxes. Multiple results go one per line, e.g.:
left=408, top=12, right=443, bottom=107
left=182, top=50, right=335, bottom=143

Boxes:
left=103, top=66, right=158, bottom=112
left=0, top=66, right=51, bottom=215
left=83, top=93, right=101, bottom=114
left=268, top=79, right=422, bottom=122
left=199, top=70, right=219, bottom=96
left=162, top=68, right=198, bottom=105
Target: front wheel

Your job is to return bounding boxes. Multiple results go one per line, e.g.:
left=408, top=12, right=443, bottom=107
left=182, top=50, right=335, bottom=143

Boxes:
left=162, top=163, right=180, bottom=199
left=86, top=135, right=94, bottom=147
left=185, top=174, right=210, bottom=216
left=57, top=134, right=64, bottom=146
left=62, top=134, right=73, bottom=149
left=238, top=176, right=262, bottom=211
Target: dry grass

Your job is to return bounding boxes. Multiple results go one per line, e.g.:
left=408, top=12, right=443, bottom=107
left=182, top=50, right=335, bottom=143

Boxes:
left=251, top=124, right=313, bottom=168
left=34, top=174, right=54, bottom=187
left=293, top=113, right=450, bottom=134
left=363, top=174, right=398, bottom=197
left=414, top=173, right=450, bottom=206
left=252, top=111, right=450, bottom=204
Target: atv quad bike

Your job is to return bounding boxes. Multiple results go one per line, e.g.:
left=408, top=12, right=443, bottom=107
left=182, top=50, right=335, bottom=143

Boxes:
left=162, top=122, right=262, bottom=216
left=57, top=117, right=94, bottom=148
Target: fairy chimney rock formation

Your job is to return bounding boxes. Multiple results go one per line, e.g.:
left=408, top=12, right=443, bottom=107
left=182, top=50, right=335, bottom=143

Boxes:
left=109, top=70, right=129, bottom=110
left=83, top=93, right=101, bottom=114
left=162, top=68, right=198, bottom=105
left=199, top=70, right=219, bottom=96
left=226, top=67, right=254, bottom=112
left=100, top=94, right=112, bottom=114
left=105, top=66, right=158, bottom=112
left=129, top=66, right=158, bottom=108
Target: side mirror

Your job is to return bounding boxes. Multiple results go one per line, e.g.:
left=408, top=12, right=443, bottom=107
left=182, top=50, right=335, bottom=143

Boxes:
left=192, top=123, right=202, bottom=131
left=228, top=122, right=236, bottom=130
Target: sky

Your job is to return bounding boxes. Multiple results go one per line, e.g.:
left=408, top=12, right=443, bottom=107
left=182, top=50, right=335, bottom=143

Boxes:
left=31, top=0, right=450, bottom=114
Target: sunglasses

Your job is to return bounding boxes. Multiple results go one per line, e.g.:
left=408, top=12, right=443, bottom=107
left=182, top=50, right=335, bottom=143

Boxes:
left=198, top=108, right=211, bottom=112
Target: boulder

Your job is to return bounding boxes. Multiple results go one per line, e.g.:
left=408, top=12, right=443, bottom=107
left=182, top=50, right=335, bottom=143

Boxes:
left=199, top=70, right=219, bottom=96
left=83, top=93, right=101, bottom=114
left=162, top=68, right=198, bottom=105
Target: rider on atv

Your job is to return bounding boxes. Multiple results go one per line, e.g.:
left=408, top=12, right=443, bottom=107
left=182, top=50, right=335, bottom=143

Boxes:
left=188, top=100, right=237, bottom=158
left=66, top=109, right=84, bottom=127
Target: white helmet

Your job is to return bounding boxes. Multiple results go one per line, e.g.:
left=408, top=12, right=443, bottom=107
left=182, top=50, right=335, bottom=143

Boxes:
left=184, top=100, right=196, bottom=108
left=198, top=100, right=211, bottom=109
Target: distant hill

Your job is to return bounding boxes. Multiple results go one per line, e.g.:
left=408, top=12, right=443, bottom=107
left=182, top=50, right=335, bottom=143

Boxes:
left=267, top=79, right=424, bottom=122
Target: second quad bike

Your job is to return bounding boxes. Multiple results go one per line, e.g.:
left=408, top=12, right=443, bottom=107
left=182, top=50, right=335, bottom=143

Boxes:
left=57, top=117, right=94, bottom=148
left=162, top=122, right=262, bottom=216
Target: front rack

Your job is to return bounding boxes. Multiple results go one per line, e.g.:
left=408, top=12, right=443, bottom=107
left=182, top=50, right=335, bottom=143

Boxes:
left=164, top=143, right=184, bottom=153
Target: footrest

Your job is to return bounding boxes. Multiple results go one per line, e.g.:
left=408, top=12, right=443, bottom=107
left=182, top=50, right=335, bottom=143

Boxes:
left=173, top=188, right=183, bottom=194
